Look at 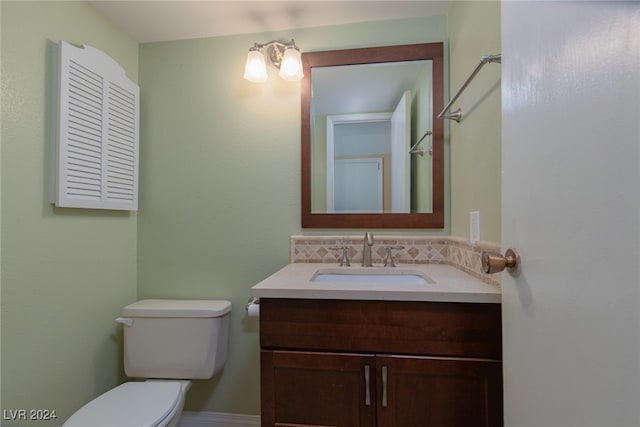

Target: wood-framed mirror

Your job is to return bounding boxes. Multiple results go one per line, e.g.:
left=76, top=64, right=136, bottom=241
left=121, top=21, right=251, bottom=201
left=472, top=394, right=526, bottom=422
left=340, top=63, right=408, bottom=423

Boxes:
left=301, top=42, right=444, bottom=228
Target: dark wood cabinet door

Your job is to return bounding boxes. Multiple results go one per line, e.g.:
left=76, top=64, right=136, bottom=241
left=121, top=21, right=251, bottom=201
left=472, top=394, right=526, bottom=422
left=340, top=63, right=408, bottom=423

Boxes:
left=261, top=350, right=376, bottom=427
left=259, top=300, right=503, bottom=426
left=376, top=355, right=503, bottom=427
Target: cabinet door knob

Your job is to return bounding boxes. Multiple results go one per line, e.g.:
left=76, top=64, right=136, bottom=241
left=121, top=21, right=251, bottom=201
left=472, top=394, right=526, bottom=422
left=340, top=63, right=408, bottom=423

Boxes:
left=481, top=248, right=521, bottom=276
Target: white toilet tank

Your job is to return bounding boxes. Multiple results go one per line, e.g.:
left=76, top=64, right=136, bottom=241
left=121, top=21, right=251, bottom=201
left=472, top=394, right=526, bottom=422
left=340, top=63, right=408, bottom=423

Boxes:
left=118, top=299, right=232, bottom=379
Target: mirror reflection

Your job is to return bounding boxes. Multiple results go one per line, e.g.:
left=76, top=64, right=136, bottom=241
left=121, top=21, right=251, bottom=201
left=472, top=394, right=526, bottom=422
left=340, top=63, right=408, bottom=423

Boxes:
left=301, top=43, right=445, bottom=229
left=311, top=60, right=434, bottom=214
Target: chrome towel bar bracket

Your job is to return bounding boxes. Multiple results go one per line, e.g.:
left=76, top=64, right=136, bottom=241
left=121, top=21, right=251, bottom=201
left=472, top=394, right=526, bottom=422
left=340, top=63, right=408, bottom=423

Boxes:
left=438, top=53, right=501, bottom=122
left=409, top=130, right=433, bottom=155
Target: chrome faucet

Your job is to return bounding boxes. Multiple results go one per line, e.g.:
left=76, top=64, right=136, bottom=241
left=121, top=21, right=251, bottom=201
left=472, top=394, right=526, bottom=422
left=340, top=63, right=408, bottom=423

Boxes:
left=362, top=232, right=374, bottom=267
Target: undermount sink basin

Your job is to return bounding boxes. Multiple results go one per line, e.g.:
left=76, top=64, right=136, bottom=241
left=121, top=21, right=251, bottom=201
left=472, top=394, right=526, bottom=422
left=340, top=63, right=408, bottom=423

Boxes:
left=311, top=268, right=434, bottom=285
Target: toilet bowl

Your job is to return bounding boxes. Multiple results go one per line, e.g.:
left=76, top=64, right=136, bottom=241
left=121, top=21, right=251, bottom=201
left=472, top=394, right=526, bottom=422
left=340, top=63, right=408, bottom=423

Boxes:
left=63, top=299, right=231, bottom=427
left=63, top=380, right=190, bottom=427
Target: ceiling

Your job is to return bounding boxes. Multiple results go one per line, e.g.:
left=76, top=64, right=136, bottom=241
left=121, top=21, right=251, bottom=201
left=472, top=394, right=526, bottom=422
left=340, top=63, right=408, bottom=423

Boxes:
left=89, top=1, right=451, bottom=43
left=313, top=61, right=431, bottom=115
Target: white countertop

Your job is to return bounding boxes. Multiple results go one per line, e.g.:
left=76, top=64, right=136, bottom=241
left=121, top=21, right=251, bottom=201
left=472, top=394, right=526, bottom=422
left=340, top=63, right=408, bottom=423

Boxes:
left=250, top=263, right=501, bottom=304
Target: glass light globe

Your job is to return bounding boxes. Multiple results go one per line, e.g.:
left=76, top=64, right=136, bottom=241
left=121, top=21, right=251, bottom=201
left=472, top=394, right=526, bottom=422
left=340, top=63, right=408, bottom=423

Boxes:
left=279, top=47, right=304, bottom=81
left=243, top=49, right=267, bottom=83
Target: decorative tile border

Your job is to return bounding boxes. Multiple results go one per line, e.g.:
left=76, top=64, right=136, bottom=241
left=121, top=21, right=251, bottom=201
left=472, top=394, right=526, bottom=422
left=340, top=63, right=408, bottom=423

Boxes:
left=290, top=235, right=501, bottom=286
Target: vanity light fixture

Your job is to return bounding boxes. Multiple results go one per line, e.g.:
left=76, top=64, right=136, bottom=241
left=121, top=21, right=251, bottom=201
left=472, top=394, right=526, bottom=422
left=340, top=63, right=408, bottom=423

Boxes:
left=243, top=39, right=303, bottom=83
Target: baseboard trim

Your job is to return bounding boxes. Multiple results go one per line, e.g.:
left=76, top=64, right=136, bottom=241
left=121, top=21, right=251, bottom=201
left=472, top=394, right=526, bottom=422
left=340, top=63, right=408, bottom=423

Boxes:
left=179, top=411, right=261, bottom=427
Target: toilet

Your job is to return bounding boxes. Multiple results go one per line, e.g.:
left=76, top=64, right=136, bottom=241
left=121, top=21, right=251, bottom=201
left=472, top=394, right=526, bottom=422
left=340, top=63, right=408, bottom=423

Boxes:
left=63, top=299, right=232, bottom=427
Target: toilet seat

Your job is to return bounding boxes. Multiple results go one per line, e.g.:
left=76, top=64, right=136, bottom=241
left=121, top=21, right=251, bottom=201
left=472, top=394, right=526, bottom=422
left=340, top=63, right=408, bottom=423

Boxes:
left=63, top=381, right=182, bottom=427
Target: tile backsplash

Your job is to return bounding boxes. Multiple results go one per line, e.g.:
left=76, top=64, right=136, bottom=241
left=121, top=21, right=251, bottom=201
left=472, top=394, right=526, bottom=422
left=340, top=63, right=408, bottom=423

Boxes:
left=290, top=235, right=501, bottom=286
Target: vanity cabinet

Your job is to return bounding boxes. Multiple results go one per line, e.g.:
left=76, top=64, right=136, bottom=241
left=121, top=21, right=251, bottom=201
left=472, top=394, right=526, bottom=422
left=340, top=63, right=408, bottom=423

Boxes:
left=259, top=298, right=502, bottom=427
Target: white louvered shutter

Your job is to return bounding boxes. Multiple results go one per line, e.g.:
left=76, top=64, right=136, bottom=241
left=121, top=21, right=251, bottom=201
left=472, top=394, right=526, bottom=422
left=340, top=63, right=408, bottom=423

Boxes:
left=52, top=41, right=139, bottom=210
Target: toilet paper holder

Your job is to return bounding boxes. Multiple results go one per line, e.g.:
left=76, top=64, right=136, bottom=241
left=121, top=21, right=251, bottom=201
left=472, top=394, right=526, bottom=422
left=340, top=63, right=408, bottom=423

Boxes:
left=246, top=297, right=260, bottom=317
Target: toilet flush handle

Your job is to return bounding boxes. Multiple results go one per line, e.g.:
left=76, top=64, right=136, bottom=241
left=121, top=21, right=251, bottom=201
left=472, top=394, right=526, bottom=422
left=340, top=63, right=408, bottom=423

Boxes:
left=115, top=317, right=134, bottom=327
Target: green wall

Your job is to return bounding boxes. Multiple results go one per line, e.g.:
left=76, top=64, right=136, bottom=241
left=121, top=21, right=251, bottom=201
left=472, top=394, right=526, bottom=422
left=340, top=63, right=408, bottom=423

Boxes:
left=448, top=1, right=502, bottom=242
left=1, top=2, right=138, bottom=425
left=138, top=16, right=447, bottom=415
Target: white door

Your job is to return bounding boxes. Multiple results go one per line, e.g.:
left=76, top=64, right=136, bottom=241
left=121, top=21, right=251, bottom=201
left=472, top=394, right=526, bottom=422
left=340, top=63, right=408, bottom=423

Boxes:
left=333, top=158, right=383, bottom=213
left=391, top=91, right=411, bottom=212
left=501, top=2, right=639, bottom=426
left=326, top=113, right=391, bottom=212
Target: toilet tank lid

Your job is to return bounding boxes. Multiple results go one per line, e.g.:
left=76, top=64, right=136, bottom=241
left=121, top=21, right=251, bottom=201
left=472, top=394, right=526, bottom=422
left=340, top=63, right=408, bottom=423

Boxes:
left=122, top=299, right=232, bottom=318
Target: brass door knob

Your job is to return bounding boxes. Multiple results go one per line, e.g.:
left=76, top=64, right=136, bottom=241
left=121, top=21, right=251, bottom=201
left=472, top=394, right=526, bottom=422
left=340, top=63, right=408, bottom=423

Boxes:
left=481, top=248, right=521, bottom=276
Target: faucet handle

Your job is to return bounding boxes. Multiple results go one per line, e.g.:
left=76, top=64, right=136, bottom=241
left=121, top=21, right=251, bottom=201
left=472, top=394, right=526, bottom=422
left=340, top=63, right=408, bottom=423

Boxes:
left=383, top=245, right=404, bottom=267
left=329, top=246, right=351, bottom=267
